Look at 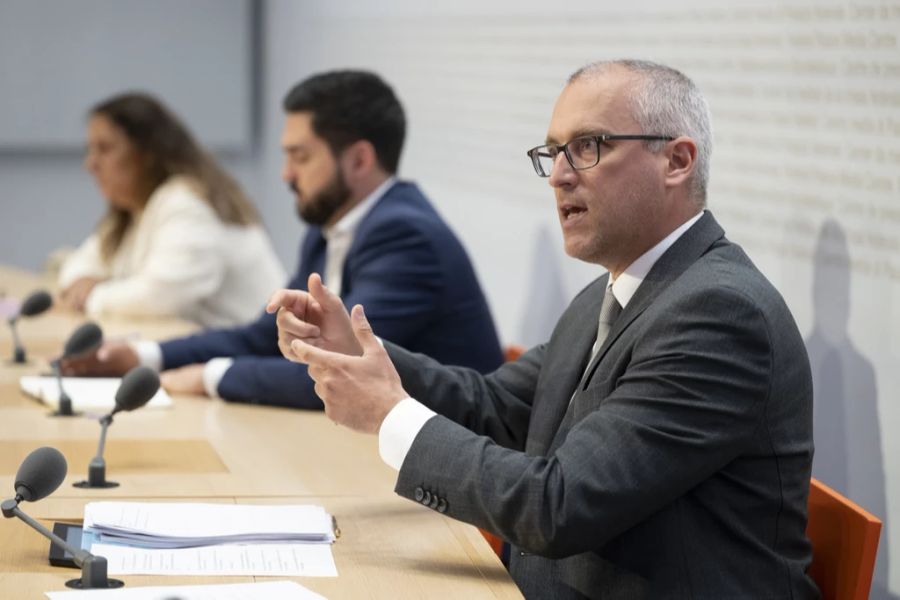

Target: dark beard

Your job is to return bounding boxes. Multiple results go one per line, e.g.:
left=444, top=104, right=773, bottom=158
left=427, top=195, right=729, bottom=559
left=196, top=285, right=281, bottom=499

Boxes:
left=294, top=170, right=352, bottom=226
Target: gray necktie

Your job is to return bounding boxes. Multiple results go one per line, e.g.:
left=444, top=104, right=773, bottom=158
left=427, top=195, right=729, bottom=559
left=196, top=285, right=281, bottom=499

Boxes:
left=568, top=285, right=623, bottom=407
left=590, top=285, right=623, bottom=359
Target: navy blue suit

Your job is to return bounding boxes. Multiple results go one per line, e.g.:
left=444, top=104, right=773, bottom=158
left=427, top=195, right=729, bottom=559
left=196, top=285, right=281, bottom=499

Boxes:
left=159, top=181, right=504, bottom=409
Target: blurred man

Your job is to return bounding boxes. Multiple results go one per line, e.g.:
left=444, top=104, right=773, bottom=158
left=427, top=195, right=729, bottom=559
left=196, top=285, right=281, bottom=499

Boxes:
left=64, top=70, right=503, bottom=409
left=271, top=60, right=818, bottom=598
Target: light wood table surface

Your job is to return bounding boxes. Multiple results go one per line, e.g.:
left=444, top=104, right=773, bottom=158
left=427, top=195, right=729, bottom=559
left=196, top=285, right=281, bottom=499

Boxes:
left=3, top=496, right=519, bottom=599
left=0, top=266, right=522, bottom=599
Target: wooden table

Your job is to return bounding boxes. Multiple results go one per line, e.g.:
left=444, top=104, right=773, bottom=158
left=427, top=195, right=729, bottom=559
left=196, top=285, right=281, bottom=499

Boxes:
left=0, top=266, right=522, bottom=599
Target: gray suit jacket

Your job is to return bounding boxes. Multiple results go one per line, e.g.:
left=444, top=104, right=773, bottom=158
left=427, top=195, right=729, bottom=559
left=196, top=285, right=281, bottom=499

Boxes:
left=387, top=213, right=819, bottom=599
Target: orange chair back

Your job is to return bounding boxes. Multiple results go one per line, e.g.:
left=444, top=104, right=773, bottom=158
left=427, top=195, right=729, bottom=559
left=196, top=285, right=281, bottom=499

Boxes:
left=806, top=477, right=882, bottom=600
left=504, top=345, right=525, bottom=362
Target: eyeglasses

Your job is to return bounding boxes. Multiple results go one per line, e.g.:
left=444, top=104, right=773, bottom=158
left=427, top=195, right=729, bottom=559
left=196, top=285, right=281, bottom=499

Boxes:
left=526, top=134, right=675, bottom=177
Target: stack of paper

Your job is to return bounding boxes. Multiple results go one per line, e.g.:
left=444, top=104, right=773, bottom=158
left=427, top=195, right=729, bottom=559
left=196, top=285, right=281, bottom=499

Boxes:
left=83, top=502, right=335, bottom=547
left=20, top=376, right=172, bottom=411
left=81, top=502, right=338, bottom=577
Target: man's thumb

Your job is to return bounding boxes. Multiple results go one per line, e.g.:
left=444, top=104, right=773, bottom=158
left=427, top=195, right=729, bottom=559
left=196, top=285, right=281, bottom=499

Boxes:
left=350, top=305, right=379, bottom=352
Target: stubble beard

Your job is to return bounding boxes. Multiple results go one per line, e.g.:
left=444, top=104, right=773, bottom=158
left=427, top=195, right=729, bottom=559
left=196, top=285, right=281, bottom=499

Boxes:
left=295, top=169, right=352, bottom=226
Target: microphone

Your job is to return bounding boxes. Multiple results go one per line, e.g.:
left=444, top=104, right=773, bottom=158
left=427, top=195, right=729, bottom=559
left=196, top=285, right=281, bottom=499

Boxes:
left=1, top=447, right=124, bottom=589
left=7, top=290, right=52, bottom=364
left=50, top=322, right=104, bottom=418
left=74, top=366, right=160, bottom=489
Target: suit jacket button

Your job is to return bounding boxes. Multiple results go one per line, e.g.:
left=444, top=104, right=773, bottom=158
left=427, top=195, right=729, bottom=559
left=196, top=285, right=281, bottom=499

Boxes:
left=422, top=490, right=432, bottom=505
left=429, top=495, right=439, bottom=509
left=437, top=498, right=447, bottom=513
left=414, top=487, right=424, bottom=502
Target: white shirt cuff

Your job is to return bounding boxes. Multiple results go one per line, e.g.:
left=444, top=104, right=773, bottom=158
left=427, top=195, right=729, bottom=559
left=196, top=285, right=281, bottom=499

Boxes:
left=378, top=397, right=437, bottom=471
left=202, top=358, right=234, bottom=399
left=131, top=340, right=163, bottom=371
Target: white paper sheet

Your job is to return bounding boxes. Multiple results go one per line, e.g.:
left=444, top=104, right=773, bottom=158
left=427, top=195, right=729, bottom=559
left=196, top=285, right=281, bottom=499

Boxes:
left=91, top=542, right=338, bottom=577
left=45, top=580, right=327, bottom=599
left=83, top=502, right=334, bottom=544
left=20, top=376, right=172, bottom=411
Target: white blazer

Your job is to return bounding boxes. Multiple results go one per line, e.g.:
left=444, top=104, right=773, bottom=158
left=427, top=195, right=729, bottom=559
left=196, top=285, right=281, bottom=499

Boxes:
left=59, top=176, right=286, bottom=328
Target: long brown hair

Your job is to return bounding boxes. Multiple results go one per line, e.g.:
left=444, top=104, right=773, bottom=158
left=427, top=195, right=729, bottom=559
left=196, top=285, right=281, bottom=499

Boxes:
left=90, top=93, right=260, bottom=261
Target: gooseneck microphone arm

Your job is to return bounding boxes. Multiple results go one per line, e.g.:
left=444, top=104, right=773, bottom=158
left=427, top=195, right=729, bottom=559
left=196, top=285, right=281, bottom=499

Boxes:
left=4, top=445, right=123, bottom=589
left=2, top=496, right=91, bottom=564
left=73, top=367, right=158, bottom=490
left=1, top=498, right=115, bottom=589
left=7, top=290, right=53, bottom=364
left=8, top=317, right=25, bottom=363
left=50, top=359, right=75, bottom=417
left=85, top=414, right=115, bottom=487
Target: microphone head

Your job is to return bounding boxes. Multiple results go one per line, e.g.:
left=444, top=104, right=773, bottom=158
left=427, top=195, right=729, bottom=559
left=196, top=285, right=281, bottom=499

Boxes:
left=63, top=322, right=103, bottom=358
left=114, top=366, right=160, bottom=412
left=14, top=447, right=67, bottom=502
left=19, top=290, right=53, bottom=318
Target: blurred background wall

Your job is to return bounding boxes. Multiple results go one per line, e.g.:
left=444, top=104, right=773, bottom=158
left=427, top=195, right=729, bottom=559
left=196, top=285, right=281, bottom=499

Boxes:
left=1, top=1, right=897, bottom=595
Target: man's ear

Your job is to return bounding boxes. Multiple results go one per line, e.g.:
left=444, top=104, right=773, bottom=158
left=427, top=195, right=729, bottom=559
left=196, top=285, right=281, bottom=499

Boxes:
left=664, top=136, right=697, bottom=190
left=341, top=139, right=378, bottom=181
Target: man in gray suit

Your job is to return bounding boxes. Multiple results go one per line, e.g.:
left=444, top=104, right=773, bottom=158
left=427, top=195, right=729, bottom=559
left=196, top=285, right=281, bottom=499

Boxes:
left=268, top=60, right=819, bottom=599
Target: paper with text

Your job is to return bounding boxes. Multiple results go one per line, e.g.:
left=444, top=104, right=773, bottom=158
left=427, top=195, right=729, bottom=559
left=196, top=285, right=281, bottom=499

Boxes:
left=91, top=542, right=337, bottom=577
left=20, top=376, right=172, bottom=411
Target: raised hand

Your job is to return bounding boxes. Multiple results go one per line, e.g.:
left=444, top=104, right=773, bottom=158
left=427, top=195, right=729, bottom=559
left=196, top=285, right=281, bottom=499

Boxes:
left=267, top=273, right=362, bottom=361
left=289, top=304, right=408, bottom=434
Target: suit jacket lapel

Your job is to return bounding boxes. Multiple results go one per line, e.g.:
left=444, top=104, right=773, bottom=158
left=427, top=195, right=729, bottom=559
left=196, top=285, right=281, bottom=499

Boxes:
left=576, top=212, right=726, bottom=394
left=527, top=276, right=608, bottom=455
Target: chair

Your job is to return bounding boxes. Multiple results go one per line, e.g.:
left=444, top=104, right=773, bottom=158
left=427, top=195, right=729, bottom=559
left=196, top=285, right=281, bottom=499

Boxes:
left=479, top=345, right=526, bottom=562
left=806, top=477, right=882, bottom=600
left=504, top=345, right=525, bottom=362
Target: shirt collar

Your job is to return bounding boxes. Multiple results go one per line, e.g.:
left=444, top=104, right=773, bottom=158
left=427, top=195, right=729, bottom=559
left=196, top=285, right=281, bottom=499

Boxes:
left=323, top=176, right=397, bottom=240
left=610, top=211, right=704, bottom=309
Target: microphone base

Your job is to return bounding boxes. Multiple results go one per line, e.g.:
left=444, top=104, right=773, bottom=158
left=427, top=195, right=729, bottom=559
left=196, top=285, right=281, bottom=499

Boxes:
left=72, top=480, right=119, bottom=489
left=65, top=577, right=124, bottom=590
left=49, top=410, right=82, bottom=418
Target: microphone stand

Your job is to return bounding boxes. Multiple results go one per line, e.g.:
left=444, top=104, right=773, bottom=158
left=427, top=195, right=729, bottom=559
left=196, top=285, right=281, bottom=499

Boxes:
left=73, top=413, right=119, bottom=488
left=1, top=496, right=124, bottom=589
left=8, top=317, right=26, bottom=364
left=49, top=359, right=77, bottom=418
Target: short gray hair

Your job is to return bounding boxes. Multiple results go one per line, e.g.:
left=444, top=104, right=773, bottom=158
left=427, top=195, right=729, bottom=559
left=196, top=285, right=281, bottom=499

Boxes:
left=569, top=60, right=713, bottom=206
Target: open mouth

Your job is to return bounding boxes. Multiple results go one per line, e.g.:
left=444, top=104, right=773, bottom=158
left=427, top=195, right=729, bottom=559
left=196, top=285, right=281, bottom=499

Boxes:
left=560, top=205, right=587, bottom=220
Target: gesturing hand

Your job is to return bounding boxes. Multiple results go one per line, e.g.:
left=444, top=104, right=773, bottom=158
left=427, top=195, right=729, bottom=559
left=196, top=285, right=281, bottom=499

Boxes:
left=58, top=276, right=102, bottom=312
left=160, top=364, right=207, bottom=396
left=267, top=273, right=362, bottom=362
left=290, top=304, right=408, bottom=434
left=59, top=340, right=139, bottom=377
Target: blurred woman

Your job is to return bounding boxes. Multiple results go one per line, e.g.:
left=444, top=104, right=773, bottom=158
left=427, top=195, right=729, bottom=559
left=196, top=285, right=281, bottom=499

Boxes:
left=58, top=93, right=285, bottom=327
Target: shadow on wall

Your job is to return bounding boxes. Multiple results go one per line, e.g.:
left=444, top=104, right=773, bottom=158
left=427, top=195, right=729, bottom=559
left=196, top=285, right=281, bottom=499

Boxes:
left=517, top=223, right=570, bottom=348
left=804, top=218, right=894, bottom=599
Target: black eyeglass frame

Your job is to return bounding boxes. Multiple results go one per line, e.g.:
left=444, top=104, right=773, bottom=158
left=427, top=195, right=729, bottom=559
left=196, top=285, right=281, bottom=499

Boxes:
left=526, top=134, right=676, bottom=177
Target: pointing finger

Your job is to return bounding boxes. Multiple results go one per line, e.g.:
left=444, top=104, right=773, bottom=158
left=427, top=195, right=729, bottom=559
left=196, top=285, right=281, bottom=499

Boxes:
left=308, top=273, right=343, bottom=311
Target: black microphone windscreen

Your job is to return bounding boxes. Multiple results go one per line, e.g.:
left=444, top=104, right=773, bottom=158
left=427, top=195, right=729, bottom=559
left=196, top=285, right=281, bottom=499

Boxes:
left=14, top=447, right=67, bottom=502
left=63, top=322, right=103, bottom=358
left=19, top=290, right=53, bottom=317
left=115, top=366, right=160, bottom=412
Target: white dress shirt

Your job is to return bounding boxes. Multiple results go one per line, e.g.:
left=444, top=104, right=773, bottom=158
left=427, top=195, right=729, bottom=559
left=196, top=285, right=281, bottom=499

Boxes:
left=135, top=177, right=397, bottom=399
left=378, top=211, right=704, bottom=471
